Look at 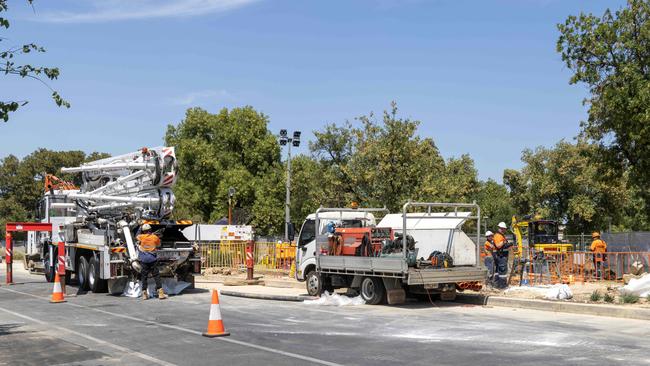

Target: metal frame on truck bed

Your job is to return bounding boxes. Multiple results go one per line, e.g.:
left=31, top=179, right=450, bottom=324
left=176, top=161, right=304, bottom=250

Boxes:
left=312, top=201, right=486, bottom=304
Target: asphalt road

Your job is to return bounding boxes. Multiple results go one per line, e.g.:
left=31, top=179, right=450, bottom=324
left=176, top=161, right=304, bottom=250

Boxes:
left=0, top=268, right=648, bottom=366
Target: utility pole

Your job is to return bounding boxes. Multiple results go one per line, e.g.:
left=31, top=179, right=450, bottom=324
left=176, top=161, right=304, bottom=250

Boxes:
left=279, top=129, right=301, bottom=242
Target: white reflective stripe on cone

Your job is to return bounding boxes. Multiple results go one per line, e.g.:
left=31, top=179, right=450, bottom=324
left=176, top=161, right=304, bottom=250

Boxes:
left=53, top=281, right=62, bottom=293
left=209, top=305, right=222, bottom=321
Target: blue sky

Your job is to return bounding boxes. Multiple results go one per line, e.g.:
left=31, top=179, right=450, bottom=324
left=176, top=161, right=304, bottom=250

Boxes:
left=1, top=0, right=625, bottom=181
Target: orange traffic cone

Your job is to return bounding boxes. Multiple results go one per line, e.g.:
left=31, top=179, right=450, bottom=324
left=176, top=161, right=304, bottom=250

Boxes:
left=50, top=272, right=66, bottom=303
left=202, top=289, right=229, bottom=337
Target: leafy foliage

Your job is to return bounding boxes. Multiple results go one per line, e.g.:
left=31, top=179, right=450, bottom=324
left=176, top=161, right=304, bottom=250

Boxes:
left=0, top=149, right=109, bottom=235
left=0, top=0, right=69, bottom=122
left=504, top=140, right=634, bottom=233
left=310, top=102, right=481, bottom=213
left=474, top=179, right=515, bottom=231
left=557, top=0, right=650, bottom=216
left=165, top=106, right=284, bottom=235
left=603, top=292, right=615, bottom=303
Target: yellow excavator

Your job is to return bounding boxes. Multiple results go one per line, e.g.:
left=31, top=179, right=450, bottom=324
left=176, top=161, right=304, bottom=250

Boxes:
left=511, top=215, right=574, bottom=255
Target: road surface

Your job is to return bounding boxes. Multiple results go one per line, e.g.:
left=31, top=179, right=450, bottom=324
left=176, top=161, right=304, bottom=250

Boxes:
left=0, top=267, right=648, bottom=365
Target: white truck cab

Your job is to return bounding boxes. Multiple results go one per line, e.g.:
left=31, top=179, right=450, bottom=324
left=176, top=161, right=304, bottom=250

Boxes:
left=294, top=211, right=376, bottom=290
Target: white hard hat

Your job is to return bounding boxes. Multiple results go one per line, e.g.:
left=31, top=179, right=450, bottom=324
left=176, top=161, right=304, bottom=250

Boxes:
left=497, top=222, right=507, bottom=229
left=485, top=231, right=494, bottom=237
left=142, top=223, right=152, bottom=231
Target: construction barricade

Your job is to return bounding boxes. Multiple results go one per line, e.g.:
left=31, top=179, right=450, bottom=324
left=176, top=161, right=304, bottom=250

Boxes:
left=509, top=250, right=650, bottom=285
left=198, top=240, right=296, bottom=273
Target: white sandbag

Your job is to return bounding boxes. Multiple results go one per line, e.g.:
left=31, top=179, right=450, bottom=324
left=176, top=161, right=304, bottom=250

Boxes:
left=620, top=273, right=650, bottom=297
left=303, top=291, right=365, bottom=306
left=123, top=278, right=191, bottom=298
left=544, top=284, right=573, bottom=300
left=504, top=286, right=549, bottom=296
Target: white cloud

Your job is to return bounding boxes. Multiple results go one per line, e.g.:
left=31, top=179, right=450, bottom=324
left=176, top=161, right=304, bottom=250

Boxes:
left=171, top=89, right=233, bottom=106
left=36, top=0, right=258, bottom=23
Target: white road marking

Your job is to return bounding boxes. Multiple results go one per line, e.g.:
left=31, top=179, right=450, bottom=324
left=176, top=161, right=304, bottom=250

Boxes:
left=0, top=305, right=176, bottom=366
left=0, top=287, right=344, bottom=366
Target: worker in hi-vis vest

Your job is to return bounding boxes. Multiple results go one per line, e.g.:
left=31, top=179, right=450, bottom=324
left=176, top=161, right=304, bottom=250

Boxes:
left=590, top=231, right=607, bottom=279
left=483, top=231, right=496, bottom=280
left=492, top=222, right=513, bottom=289
left=138, top=224, right=168, bottom=300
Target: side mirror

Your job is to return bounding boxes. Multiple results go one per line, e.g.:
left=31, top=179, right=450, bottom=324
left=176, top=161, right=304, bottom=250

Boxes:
left=288, top=223, right=296, bottom=242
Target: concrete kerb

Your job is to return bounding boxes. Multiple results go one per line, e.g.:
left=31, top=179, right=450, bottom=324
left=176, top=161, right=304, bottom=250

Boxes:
left=219, top=289, right=317, bottom=302
left=197, top=275, right=305, bottom=289
left=456, top=293, right=650, bottom=321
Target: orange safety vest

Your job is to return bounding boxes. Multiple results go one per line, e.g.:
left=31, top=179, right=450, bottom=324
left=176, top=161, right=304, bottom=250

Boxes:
left=483, top=239, right=495, bottom=258
left=138, top=233, right=160, bottom=252
left=493, top=232, right=508, bottom=249
left=590, top=239, right=607, bottom=262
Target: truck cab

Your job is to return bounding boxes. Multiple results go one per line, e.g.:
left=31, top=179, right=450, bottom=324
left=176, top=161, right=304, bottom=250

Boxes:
left=26, top=190, right=78, bottom=280
left=294, top=211, right=377, bottom=292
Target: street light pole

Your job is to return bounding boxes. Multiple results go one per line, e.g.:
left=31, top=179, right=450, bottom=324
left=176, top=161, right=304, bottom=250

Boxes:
left=279, top=130, right=301, bottom=243
left=285, top=142, right=292, bottom=242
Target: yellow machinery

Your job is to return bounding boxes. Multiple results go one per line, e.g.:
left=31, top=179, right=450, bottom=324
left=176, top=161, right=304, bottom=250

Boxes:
left=511, top=215, right=574, bottom=255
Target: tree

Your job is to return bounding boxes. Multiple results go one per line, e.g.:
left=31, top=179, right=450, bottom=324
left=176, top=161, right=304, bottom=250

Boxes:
left=309, top=102, right=480, bottom=213
left=1, top=0, right=69, bottom=122
left=165, top=106, right=285, bottom=235
left=474, top=179, right=515, bottom=232
left=0, top=149, right=109, bottom=236
left=288, top=155, right=328, bottom=226
left=504, top=140, right=632, bottom=233
left=557, top=0, right=650, bottom=213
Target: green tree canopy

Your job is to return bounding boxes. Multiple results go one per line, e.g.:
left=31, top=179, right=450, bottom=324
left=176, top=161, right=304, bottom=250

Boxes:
left=309, top=102, right=480, bottom=213
left=504, top=140, right=632, bottom=233
left=474, top=179, right=515, bottom=232
left=557, top=0, right=650, bottom=214
left=0, top=149, right=108, bottom=235
left=165, top=106, right=284, bottom=235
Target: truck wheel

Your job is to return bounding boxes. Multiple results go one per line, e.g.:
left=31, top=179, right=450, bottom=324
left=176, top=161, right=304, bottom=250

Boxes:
left=43, top=250, right=55, bottom=283
left=78, top=256, right=90, bottom=291
left=305, top=270, right=322, bottom=296
left=89, top=256, right=107, bottom=293
left=360, top=277, right=385, bottom=305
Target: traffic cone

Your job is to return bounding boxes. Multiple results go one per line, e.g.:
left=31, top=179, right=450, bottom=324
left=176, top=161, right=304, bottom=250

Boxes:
left=50, top=272, right=66, bottom=303
left=202, top=289, right=229, bottom=337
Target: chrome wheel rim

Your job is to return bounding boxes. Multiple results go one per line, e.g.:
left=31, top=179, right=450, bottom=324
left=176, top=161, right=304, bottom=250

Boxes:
left=361, top=278, right=375, bottom=300
left=307, top=274, right=319, bottom=294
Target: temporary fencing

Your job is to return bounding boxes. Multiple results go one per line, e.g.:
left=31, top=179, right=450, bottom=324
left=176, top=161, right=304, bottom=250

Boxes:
left=509, top=250, right=650, bottom=285
left=199, top=241, right=296, bottom=272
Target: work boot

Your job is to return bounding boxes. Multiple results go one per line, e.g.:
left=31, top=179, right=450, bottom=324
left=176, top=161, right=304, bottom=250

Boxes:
left=142, top=291, right=149, bottom=300
left=158, top=288, right=168, bottom=300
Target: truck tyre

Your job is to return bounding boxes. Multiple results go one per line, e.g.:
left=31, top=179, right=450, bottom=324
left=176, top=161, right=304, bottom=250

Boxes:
left=89, top=256, right=107, bottom=293
left=305, top=270, right=322, bottom=296
left=360, top=277, right=385, bottom=305
left=43, top=249, right=55, bottom=283
left=78, top=256, right=90, bottom=291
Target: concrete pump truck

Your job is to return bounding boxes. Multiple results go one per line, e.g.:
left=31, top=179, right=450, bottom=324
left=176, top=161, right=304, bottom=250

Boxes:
left=25, top=147, right=201, bottom=295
